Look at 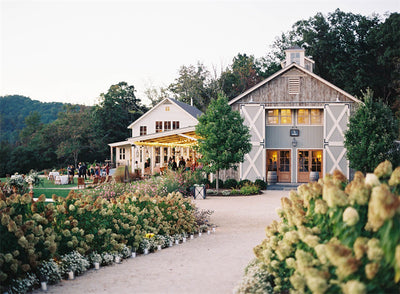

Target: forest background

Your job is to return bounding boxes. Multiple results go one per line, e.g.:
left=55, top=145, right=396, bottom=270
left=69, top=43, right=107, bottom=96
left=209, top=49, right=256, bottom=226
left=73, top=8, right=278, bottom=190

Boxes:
left=0, top=10, right=399, bottom=177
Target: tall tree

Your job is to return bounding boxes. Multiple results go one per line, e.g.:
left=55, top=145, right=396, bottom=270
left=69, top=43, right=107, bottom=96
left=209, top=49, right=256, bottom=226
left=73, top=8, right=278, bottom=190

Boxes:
left=195, top=93, right=251, bottom=191
left=344, top=89, right=399, bottom=173
left=279, top=10, right=400, bottom=111
left=93, top=82, right=148, bottom=158
left=168, top=63, right=217, bottom=112
left=53, top=105, right=94, bottom=167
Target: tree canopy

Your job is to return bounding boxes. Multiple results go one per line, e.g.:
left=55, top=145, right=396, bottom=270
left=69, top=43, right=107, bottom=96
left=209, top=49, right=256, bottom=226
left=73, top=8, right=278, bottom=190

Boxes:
left=344, top=89, right=400, bottom=173
left=195, top=93, right=251, bottom=190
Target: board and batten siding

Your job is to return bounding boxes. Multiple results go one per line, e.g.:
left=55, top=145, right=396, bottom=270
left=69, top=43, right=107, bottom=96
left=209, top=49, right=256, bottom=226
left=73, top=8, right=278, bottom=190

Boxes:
left=266, top=126, right=323, bottom=149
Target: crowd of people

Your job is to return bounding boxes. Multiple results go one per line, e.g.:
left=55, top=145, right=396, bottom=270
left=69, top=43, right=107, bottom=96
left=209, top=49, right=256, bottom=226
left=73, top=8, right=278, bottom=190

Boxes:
left=167, top=156, right=197, bottom=171
left=67, top=162, right=110, bottom=183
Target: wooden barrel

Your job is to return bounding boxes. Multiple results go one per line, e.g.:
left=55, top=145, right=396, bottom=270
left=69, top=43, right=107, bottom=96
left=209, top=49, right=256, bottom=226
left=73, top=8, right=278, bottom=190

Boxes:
left=267, top=171, right=277, bottom=185
left=309, top=171, right=319, bottom=182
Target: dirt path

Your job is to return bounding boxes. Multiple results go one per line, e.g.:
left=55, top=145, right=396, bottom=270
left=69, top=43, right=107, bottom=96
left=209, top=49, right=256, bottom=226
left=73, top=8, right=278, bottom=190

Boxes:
left=33, top=191, right=287, bottom=294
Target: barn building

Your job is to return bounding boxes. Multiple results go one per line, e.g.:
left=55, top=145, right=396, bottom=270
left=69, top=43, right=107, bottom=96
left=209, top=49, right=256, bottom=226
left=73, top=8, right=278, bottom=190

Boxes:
left=228, top=46, right=361, bottom=183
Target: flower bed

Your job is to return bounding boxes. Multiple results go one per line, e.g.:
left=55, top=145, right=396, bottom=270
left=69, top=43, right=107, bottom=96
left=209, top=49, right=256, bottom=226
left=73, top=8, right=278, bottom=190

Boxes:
left=0, top=189, right=205, bottom=292
left=236, top=161, right=400, bottom=293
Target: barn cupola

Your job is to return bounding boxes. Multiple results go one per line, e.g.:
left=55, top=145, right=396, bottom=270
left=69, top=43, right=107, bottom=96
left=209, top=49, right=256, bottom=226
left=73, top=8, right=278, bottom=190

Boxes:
left=281, top=46, right=315, bottom=72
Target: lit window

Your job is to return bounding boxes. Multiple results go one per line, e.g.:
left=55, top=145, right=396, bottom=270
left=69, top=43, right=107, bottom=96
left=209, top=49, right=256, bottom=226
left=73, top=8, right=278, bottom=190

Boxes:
left=280, top=109, right=292, bottom=124
left=155, top=121, right=162, bottom=132
left=140, top=126, right=147, bottom=136
left=165, top=106, right=170, bottom=111
left=173, top=121, right=180, bottom=129
left=267, top=109, right=279, bottom=124
left=164, top=121, right=171, bottom=131
left=297, top=109, right=309, bottom=125
left=311, top=109, right=323, bottom=125
left=267, top=109, right=292, bottom=125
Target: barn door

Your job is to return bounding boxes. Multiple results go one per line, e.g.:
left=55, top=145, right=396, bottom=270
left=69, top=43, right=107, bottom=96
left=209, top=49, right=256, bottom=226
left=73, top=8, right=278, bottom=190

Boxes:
left=323, top=104, right=350, bottom=178
left=240, top=104, right=265, bottom=181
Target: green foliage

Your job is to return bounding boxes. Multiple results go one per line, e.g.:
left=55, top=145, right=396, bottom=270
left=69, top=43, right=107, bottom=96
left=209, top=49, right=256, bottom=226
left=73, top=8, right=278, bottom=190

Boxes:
left=254, top=179, right=268, bottom=190
left=239, top=183, right=260, bottom=195
left=167, top=62, right=218, bottom=112
left=238, top=179, right=252, bottom=188
left=0, top=95, right=66, bottom=144
left=282, top=10, right=400, bottom=109
left=92, top=82, right=148, bottom=159
left=251, top=161, right=400, bottom=293
left=211, top=179, right=224, bottom=189
left=0, top=190, right=197, bottom=291
left=195, top=93, right=251, bottom=190
left=345, top=89, right=400, bottom=173
left=224, top=178, right=238, bottom=189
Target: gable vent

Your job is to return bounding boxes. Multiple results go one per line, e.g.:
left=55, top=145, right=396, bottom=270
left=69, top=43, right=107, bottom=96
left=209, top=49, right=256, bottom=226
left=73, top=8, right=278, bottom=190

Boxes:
left=288, top=77, right=300, bottom=94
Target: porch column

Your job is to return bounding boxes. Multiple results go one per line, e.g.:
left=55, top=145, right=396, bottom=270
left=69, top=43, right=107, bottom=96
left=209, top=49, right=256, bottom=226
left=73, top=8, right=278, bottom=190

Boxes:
left=110, top=147, right=113, bottom=166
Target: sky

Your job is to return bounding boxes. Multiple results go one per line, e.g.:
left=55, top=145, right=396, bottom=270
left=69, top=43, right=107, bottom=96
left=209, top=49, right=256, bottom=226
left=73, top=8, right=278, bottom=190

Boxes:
left=1, top=0, right=399, bottom=106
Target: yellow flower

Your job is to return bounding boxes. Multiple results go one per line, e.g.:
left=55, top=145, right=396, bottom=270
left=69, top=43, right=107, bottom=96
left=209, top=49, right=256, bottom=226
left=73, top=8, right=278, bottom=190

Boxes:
left=323, top=182, right=349, bottom=208
left=341, top=280, right=366, bottom=294
left=353, top=237, right=368, bottom=260
left=367, top=238, right=383, bottom=262
left=315, top=199, right=328, bottom=214
left=305, top=271, right=328, bottom=294
left=374, top=160, right=392, bottom=179
left=366, top=184, right=400, bottom=231
left=345, top=171, right=370, bottom=205
left=389, top=166, right=400, bottom=186
left=365, top=262, right=379, bottom=280
left=343, top=207, right=359, bottom=226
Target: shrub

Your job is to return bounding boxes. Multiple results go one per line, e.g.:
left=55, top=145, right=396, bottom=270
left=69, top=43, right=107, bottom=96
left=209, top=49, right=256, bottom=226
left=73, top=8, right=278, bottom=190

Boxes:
left=200, top=177, right=211, bottom=187
left=239, top=183, right=260, bottom=195
left=234, top=259, right=274, bottom=294
left=238, top=179, right=252, bottom=188
left=37, top=259, right=61, bottom=285
left=250, top=160, right=400, bottom=293
left=114, top=166, right=128, bottom=183
left=211, top=179, right=224, bottom=189
left=224, top=178, right=238, bottom=189
left=0, top=189, right=198, bottom=292
left=254, top=179, right=267, bottom=190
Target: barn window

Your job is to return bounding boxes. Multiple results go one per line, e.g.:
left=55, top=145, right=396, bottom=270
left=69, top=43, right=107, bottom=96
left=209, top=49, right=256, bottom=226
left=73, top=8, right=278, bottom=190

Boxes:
left=297, top=109, right=323, bottom=125
left=288, top=77, right=300, bottom=94
left=267, top=109, right=292, bottom=125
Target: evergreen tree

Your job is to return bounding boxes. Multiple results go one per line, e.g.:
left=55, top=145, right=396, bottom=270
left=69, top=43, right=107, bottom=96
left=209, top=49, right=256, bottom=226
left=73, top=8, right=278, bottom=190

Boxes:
left=195, top=93, right=251, bottom=191
left=344, top=89, right=400, bottom=173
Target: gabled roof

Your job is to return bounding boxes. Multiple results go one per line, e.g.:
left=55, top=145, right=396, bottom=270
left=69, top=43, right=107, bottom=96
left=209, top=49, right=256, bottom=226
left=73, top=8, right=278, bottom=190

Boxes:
left=127, top=97, right=202, bottom=129
left=169, top=98, right=203, bottom=119
left=228, top=63, right=361, bottom=105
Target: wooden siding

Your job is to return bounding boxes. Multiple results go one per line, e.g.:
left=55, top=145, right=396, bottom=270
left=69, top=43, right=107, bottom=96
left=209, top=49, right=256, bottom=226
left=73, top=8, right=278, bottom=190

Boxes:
left=231, top=68, right=356, bottom=110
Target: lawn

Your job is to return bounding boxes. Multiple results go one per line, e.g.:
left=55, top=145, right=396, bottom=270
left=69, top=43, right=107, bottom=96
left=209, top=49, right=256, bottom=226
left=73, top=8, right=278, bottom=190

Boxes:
left=1, top=177, right=85, bottom=199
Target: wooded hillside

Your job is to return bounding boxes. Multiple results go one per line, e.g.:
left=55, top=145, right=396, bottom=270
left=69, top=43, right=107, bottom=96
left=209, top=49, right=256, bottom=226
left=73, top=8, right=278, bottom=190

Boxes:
left=0, top=95, right=70, bottom=143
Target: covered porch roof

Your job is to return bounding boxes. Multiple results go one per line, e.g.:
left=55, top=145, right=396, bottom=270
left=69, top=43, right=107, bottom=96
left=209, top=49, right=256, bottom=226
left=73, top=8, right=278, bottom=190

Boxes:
left=132, top=126, right=200, bottom=147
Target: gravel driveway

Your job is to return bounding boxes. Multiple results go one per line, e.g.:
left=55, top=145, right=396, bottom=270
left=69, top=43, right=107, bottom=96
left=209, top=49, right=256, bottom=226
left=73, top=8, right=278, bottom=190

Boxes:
left=32, top=190, right=288, bottom=294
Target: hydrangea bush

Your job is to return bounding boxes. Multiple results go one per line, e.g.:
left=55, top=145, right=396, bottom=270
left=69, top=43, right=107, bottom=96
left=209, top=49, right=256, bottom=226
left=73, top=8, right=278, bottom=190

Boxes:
left=0, top=189, right=199, bottom=292
left=242, top=161, right=400, bottom=293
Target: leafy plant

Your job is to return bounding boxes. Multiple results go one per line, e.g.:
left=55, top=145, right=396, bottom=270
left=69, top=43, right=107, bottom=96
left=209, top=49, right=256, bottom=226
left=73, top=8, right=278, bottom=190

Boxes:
left=224, top=178, right=238, bottom=189
left=250, top=161, right=400, bottom=293
left=240, top=183, right=260, bottom=195
left=254, top=179, right=267, bottom=190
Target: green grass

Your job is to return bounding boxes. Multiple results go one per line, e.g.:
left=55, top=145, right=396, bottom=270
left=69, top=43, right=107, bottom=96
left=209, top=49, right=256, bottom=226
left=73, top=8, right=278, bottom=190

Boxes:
left=1, top=177, right=86, bottom=199
left=33, top=188, right=73, bottom=199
